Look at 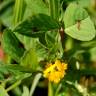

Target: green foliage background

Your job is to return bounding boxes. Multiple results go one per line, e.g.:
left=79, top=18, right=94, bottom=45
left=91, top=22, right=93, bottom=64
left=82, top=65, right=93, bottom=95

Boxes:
left=0, top=0, right=96, bottom=96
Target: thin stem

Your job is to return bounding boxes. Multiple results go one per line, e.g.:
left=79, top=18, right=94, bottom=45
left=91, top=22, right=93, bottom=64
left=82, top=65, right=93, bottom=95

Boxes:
left=55, top=83, right=62, bottom=96
left=54, top=0, right=60, bottom=21
left=6, top=80, right=21, bottom=92
left=49, top=0, right=60, bottom=21
left=13, top=0, right=26, bottom=26
left=49, top=0, right=54, bottom=19
left=48, top=82, right=54, bottom=96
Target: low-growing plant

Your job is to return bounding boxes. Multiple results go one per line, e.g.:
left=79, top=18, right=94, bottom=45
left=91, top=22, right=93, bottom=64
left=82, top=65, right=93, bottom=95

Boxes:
left=0, top=0, right=96, bottom=96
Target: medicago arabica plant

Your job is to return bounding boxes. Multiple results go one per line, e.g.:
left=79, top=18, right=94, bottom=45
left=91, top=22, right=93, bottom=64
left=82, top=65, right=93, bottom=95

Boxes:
left=0, top=0, right=96, bottom=96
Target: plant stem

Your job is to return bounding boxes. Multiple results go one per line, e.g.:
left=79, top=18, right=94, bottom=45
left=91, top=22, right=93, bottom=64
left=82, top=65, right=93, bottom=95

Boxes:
left=49, top=0, right=60, bottom=21
left=13, top=0, right=26, bottom=26
left=49, top=0, right=54, bottom=19
left=48, top=82, right=54, bottom=96
left=6, top=80, right=21, bottom=92
left=48, top=1, right=60, bottom=95
left=55, top=84, right=62, bottom=96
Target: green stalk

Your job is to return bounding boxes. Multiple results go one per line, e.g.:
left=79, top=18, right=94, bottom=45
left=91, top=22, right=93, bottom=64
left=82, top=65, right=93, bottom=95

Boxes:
left=6, top=80, right=21, bottom=92
left=49, top=0, right=60, bottom=21
left=49, top=0, right=54, bottom=19
left=12, top=0, right=26, bottom=52
left=13, top=0, right=26, bottom=26
left=55, top=84, right=62, bottom=96
left=48, top=82, right=54, bottom=96
left=48, top=1, right=60, bottom=95
left=54, top=0, right=60, bottom=21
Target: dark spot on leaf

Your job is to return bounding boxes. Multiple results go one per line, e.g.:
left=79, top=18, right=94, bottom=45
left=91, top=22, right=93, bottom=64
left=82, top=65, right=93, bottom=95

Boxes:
left=77, top=20, right=81, bottom=30
left=32, top=27, right=39, bottom=32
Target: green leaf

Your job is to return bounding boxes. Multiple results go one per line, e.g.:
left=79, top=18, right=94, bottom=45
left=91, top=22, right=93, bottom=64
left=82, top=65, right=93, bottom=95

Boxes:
left=0, top=64, right=33, bottom=73
left=45, top=32, right=63, bottom=60
left=63, top=3, right=78, bottom=28
left=0, top=0, right=14, bottom=27
left=0, top=7, right=13, bottom=27
left=35, top=41, right=48, bottom=61
left=22, top=86, right=29, bottom=96
left=77, top=0, right=90, bottom=8
left=13, top=14, right=59, bottom=37
left=45, top=31, right=58, bottom=48
left=64, top=3, right=88, bottom=28
left=13, top=0, right=26, bottom=26
left=74, top=7, right=88, bottom=21
left=24, top=0, right=49, bottom=18
left=29, top=73, right=42, bottom=96
left=2, top=29, right=25, bottom=62
left=49, top=0, right=60, bottom=20
left=65, top=17, right=96, bottom=41
left=64, top=3, right=96, bottom=41
left=15, top=34, right=38, bottom=50
left=0, top=86, right=9, bottom=96
left=20, top=48, right=38, bottom=71
left=89, top=47, right=96, bottom=61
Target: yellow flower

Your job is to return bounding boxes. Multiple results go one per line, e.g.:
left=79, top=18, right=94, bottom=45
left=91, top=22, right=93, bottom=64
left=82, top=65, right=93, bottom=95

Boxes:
left=43, top=60, right=67, bottom=83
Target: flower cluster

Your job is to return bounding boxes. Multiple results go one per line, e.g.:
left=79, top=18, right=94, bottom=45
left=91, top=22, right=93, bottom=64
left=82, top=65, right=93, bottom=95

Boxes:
left=43, top=60, right=67, bottom=83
